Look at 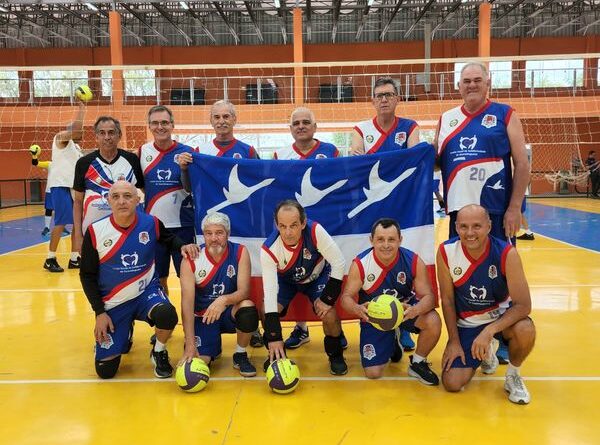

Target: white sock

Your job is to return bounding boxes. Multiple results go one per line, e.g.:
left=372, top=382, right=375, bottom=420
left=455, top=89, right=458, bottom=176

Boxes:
left=296, top=322, right=308, bottom=330
left=507, top=362, right=520, bottom=375
left=235, top=345, right=246, bottom=354
left=154, top=339, right=166, bottom=352
left=47, top=251, right=56, bottom=259
left=412, top=353, right=426, bottom=364
left=525, top=230, right=533, bottom=235
left=44, top=216, right=51, bottom=228
left=70, top=252, right=79, bottom=261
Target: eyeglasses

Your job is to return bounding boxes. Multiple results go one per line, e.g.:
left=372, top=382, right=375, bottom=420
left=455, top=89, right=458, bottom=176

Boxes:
left=149, top=120, right=173, bottom=127
left=374, top=92, right=397, bottom=101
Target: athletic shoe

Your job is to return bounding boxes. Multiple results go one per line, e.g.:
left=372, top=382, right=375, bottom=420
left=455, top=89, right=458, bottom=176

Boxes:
left=233, top=352, right=257, bottom=377
left=250, top=330, right=264, bottom=348
left=390, top=328, right=403, bottom=363
left=284, top=325, right=310, bottom=349
left=43, top=258, right=64, bottom=273
left=517, top=233, right=535, bottom=241
left=263, top=357, right=271, bottom=373
left=400, top=329, right=415, bottom=351
left=504, top=372, right=530, bottom=404
left=68, top=258, right=81, bottom=269
left=150, top=349, right=173, bottom=378
left=340, top=330, right=348, bottom=350
left=481, top=338, right=499, bottom=375
left=408, top=355, right=439, bottom=386
left=497, top=339, right=509, bottom=364
left=329, top=355, right=348, bottom=376
left=41, top=227, right=50, bottom=238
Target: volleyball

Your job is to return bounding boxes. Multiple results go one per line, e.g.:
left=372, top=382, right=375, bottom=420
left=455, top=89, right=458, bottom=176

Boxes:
left=175, top=358, right=210, bottom=393
left=367, top=294, right=404, bottom=331
left=29, top=144, right=41, bottom=157
left=75, top=85, right=93, bottom=102
left=266, top=358, right=300, bottom=394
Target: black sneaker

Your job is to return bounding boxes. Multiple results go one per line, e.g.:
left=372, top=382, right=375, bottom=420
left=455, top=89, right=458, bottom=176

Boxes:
left=408, top=355, right=439, bottom=386
left=263, top=357, right=271, bottom=373
left=43, top=258, right=64, bottom=273
left=150, top=349, right=173, bottom=378
left=329, top=355, right=348, bottom=376
left=516, top=233, right=535, bottom=241
left=41, top=227, right=50, bottom=237
left=68, top=258, right=81, bottom=269
left=233, top=352, right=257, bottom=377
left=390, top=328, right=403, bottom=363
left=250, top=330, right=264, bottom=348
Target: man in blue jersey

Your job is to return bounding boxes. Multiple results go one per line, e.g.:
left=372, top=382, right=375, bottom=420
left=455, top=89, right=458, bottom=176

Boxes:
left=350, top=76, right=420, bottom=155
left=437, top=204, right=536, bottom=404
left=179, top=212, right=259, bottom=377
left=140, top=105, right=195, bottom=294
left=340, top=218, right=441, bottom=385
left=80, top=181, right=198, bottom=379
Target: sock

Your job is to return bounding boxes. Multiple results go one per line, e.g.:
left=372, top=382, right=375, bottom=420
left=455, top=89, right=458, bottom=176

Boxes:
left=153, top=339, right=166, bottom=352
left=235, top=345, right=246, bottom=354
left=525, top=230, right=533, bottom=235
left=44, top=216, right=51, bottom=228
left=70, top=252, right=79, bottom=261
left=296, top=322, right=308, bottom=330
left=412, top=353, right=426, bottom=364
left=47, top=251, right=56, bottom=259
left=507, top=362, right=520, bottom=375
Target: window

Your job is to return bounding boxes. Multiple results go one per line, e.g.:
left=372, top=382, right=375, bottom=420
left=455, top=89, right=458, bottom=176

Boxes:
left=454, top=62, right=512, bottom=89
left=101, top=69, right=157, bottom=97
left=0, top=70, right=19, bottom=98
left=33, top=70, right=88, bottom=97
left=525, top=59, right=583, bottom=88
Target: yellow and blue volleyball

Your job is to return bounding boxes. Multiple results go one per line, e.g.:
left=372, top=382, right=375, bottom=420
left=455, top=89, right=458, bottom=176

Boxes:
left=367, top=294, right=404, bottom=331
left=175, top=358, right=210, bottom=393
left=266, top=358, right=300, bottom=394
left=29, top=144, right=42, bottom=157
left=75, top=85, right=93, bottom=102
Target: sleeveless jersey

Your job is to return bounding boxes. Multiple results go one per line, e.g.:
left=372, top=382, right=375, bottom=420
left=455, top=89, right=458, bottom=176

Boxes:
left=354, top=247, right=419, bottom=305
left=139, top=141, right=194, bottom=229
left=273, top=140, right=339, bottom=159
left=196, top=139, right=258, bottom=159
left=354, top=116, right=417, bottom=154
left=439, top=235, right=512, bottom=327
left=88, top=211, right=159, bottom=311
left=47, top=135, right=83, bottom=188
left=437, top=101, right=514, bottom=214
left=188, top=241, right=244, bottom=313
left=262, top=220, right=326, bottom=284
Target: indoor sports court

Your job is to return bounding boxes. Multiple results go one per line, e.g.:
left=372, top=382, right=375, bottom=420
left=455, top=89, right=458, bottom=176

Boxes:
left=1, top=1, right=600, bottom=444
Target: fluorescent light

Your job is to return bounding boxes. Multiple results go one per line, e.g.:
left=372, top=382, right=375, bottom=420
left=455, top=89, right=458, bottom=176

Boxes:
left=179, top=1, right=190, bottom=10
left=368, top=0, right=375, bottom=6
left=274, top=0, right=280, bottom=7
left=85, top=2, right=98, bottom=11
left=0, top=6, right=10, bottom=13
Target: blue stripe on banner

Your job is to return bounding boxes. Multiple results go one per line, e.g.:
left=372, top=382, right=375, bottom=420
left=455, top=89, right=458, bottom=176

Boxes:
left=0, top=216, right=46, bottom=254
left=528, top=202, right=600, bottom=252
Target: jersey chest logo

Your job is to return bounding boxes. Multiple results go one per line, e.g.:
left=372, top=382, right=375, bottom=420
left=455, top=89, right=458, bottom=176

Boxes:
left=366, top=135, right=374, bottom=144
left=397, top=271, right=406, bottom=285
left=469, top=285, right=487, bottom=300
left=459, top=136, right=477, bottom=150
left=227, top=264, right=236, bottom=278
left=394, top=132, right=407, bottom=146
left=481, top=114, right=497, bottom=129
left=139, top=231, right=149, bottom=245
left=488, top=265, right=498, bottom=279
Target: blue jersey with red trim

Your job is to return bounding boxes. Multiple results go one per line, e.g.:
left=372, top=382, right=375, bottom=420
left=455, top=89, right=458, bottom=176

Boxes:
left=262, top=220, right=326, bottom=284
left=437, top=101, right=514, bottom=214
left=439, top=235, right=512, bottom=327
left=274, top=140, right=339, bottom=159
left=140, top=141, right=195, bottom=229
left=188, top=241, right=244, bottom=312
left=89, top=211, right=159, bottom=311
left=197, top=139, right=259, bottom=159
left=354, top=246, right=418, bottom=305
left=354, top=116, right=417, bottom=154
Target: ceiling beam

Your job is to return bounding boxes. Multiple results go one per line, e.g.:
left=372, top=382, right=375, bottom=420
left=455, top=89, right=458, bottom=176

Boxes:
left=528, top=0, right=582, bottom=36
left=243, top=1, right=264, bottom=43
left=501, top=0, right=554, bottom=36
left=119, top=2, right=169, bottom=44
left=492, top=0, right=526, bottom=24
left=30, top=5, right=96, bottom=46
left=153, top=3, right=193, bottom=46
left=579, top=16, right=600, bottom=35
left=331, top=0, right=341, bottom=43
left=56, top=4, right=110, bottom=40
left=93, top=4, right=145, bottom=46
left=185, top=4, right=217, bottom=44
left=276, top=0, right=287, bottom=44
left=380, top=0, right=405, bottom=41
left=404, top=0, right=435, bottom=38
left=212, top=1, right=240, bottom=44
left=553, top=15, right=584, bottom=34
left=432, top=0, right=462, bottom=35
left=355, top=0, right=372, bottom=40
left=8, top=9, right=74, bottom=45
left=306, top=0, right=312, bottom=42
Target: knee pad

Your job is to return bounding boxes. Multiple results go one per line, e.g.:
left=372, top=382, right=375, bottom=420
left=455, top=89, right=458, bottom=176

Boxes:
left=235, top=306, right=259, bottom=333
left=151, top=303, right=178, bottom=330
left=95, top=355, right=121, bottom=379
left=324, top=335, right=343, bottom=358
left=44, top=208, right=53, bottom=217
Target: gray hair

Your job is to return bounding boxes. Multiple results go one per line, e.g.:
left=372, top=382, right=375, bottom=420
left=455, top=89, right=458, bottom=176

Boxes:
left=460, top=62, right=490, bottom=80
left=211, top=100, right=236, bottom=118
left=147, top=105, right=174, bottom=123
left=290, top=107, right=316, bottom=125
left=94, top=116, right=122, bottom=136
left=373, top=76, right=400, bottom=96
left=201, top=212, right=231, bottom=233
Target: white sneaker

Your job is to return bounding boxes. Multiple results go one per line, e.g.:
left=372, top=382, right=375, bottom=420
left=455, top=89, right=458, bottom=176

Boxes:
left=504, top=373, right=531, bottom=404
left=480, top=338, right=499, bottom=375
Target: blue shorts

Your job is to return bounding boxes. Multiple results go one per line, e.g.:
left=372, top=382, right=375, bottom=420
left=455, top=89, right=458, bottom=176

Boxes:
left=44, top=190, right=53, bottom=211
left=95, top=286, right=171, bottom=360
left=193, top=306, right=236, bottom=359
left=277, top=266, right=330, bottom=316
left=449, top=211, right=515, bottom=245
left=50, top=187, right=73, bottom=226
left=360, top=315, right=421, bottom=367
left=432, top=179, right=441, bottom=193
left=155, top=226, right=195, bottom=278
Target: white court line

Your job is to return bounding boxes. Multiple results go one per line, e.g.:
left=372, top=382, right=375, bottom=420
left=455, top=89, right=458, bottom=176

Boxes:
left=534, top=233, right=600, bottom=256
left=0, top=241, right=46, bottom=257
left=0, top=376, right=599, bottom=385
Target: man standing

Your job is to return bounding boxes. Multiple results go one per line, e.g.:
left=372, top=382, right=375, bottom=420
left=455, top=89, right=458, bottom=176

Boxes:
left=585, top=150, right=599, bottom=197
left=80, top=181, right=198, bottom=379
left=340, top=218, right=441, bottom=385
left=179, top=212, right=258, bottom=377
left=140, top=105, right=195, bottom=294
left=42, top=102, right=85, bottom=272
left=261, top=200, right=348, bottom=375
left=437, top=204, right=536, bottom=404
left=350, top=76, right=420, bottom=155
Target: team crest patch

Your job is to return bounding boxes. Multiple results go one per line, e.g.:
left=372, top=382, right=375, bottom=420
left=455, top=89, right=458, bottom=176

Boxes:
left=453, top=266, right=463, bottom=276
left=315, top=154, right=326, bottom=159
left=450, top=118, right=458, bottom=127
left=367, top=273, right=375, bottom=282
left=362, top=344, right=376, bottom=361
left=394, top=132, right=407, bottom=146
left=233, top=153, right=242, bottom=159
left=397, top=271, right=407, bottom=285
left=198, top=270, right=206, bottom=278
left=139, top=231, right=150, bottom=245
left=227, top=264, right=236, bottom=278
left=469, top=285, right=487, bottom=300
left=366, top=134, right=374, bottom=144
left=488, top=265, right=498, bottom=279
left=194, top=336, right=201, bottom=347
left=103, top=239, right=113, bottom=248
left=99, top=334, right=114, bottom=350
left=303, top=248, right=312, bottom=260
left=173, top=154, right=180, bottom=163
left=146, top=155, right=153, bottom=162
left=481, top=114, right=497, bottom=129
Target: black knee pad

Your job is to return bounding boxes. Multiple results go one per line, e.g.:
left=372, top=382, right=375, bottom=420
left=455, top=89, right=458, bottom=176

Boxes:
left=235, top=306, right=259, bottom=333
left=44, top=208, right=53, bottom=217
left=151, top=303, right=178, bottom=330
left=324, top=335, right=343, bottom=358
left=95, top=355, right=121, bottom=379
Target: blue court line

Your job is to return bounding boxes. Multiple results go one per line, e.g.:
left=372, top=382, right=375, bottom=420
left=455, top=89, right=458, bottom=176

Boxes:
left=0, top=216, right=46, bottom=255
left=528, top=203, right=600, bottom=253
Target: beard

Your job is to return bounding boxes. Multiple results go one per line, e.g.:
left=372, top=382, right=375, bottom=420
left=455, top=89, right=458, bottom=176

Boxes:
left=207, top=244, right=225, bottom=257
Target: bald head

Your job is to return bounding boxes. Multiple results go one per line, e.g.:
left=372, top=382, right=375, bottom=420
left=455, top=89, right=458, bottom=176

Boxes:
left=456, top=204, right=490, bottom=223
left=107, top=180, right=139, bottom=221
left=455, top=204, right=492, bottom=252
